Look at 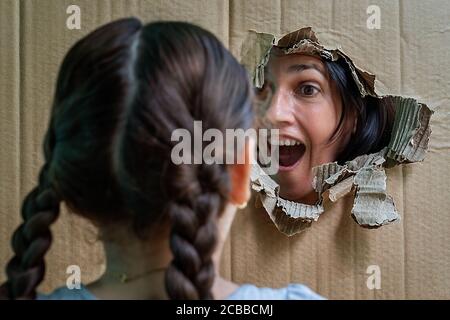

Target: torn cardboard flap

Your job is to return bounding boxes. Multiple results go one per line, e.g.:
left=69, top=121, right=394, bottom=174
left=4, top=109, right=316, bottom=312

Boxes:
left=352, top=167, right=399, bottom=227
left=327, top=176, right=354, bottom=203
left=242, top=27, right=434, bottom=236
left=251, top=163, right=318, bottom=235
left=240, top=31, right=275, bottom=89
left=386, top=96, right=434, bottom=165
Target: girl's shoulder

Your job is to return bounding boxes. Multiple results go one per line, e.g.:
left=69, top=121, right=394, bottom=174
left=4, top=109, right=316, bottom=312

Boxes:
left=38, top=283, right=324, bottom=300
left=37, top=285, right=96, bottom=300
left=226, top=283, right=325, bottom=300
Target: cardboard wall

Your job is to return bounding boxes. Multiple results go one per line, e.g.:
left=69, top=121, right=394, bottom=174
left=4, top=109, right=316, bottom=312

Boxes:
left=0, top=0, right=449, bottom=299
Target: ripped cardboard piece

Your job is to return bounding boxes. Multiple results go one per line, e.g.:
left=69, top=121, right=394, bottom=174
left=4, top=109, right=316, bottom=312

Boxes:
left=242, top=27, right=434, bottom=236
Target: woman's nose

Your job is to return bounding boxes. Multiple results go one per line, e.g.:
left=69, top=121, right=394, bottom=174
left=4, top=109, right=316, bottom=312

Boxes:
left=265, top=89, right=295, bottom=127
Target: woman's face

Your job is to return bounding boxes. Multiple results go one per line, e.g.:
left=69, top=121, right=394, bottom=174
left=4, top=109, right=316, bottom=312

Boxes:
left=262, top=54, right=354, bottom=204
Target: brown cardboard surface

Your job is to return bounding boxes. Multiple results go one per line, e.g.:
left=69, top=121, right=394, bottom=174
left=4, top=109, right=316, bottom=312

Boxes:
left=0, top=0, right=449, bottom=299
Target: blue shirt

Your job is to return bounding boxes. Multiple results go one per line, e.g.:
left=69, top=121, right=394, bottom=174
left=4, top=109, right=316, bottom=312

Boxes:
left=38, top=283, right=324, bottom=300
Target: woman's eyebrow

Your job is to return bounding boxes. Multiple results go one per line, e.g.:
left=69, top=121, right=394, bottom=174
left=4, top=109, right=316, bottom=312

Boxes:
left=286, top=63, right=326, bottom=77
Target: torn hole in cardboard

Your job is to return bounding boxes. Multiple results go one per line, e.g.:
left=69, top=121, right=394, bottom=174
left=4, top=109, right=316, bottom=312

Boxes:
left=241, top=27, right=434, bottom=236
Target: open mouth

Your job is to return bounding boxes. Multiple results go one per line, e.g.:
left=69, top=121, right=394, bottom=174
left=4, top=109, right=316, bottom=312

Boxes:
left=270, top=138, right=306, bottom=170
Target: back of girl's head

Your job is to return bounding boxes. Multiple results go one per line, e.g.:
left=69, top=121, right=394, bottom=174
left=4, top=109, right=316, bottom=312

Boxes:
left=0, top=18, right=253, bottom=300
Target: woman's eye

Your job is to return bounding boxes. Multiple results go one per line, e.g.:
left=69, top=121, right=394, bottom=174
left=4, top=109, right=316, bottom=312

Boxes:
left=296, top=84, right=319, bottom=97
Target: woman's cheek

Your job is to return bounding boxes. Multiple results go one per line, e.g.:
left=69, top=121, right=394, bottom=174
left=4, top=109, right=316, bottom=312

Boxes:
left=306, top=107, right=337, bottom=146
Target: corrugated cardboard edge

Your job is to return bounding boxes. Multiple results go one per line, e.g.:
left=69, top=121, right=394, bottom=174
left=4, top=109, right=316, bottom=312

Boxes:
left=242, top=27, right=434, bottom=236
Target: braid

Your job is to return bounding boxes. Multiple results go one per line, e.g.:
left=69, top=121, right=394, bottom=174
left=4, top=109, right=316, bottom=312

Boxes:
left=0, top=164, right=60, bottom=299
left=0, top=120, right=61, bottom=299
left=164, top=163, right=229, bottom=300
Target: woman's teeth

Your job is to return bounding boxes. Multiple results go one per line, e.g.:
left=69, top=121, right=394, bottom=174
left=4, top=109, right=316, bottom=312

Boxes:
left=270, top=139, right=302, bottom=146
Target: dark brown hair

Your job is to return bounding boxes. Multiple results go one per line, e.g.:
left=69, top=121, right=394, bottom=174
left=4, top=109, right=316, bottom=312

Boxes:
left=324, top=59, right=395, bottom=163
left=0, top=18, right=253, bottom=299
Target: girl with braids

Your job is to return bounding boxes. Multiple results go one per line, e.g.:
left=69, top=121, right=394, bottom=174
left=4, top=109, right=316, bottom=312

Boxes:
left=0, top=18, right=322, bottom=300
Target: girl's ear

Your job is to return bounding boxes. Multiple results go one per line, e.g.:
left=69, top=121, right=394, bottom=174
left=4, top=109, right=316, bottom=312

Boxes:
left=228, top=139, right=254, bottom=207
